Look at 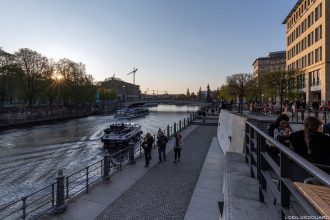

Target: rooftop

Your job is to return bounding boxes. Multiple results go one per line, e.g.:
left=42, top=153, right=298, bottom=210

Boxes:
left=282, top=0, right=303, bottom=24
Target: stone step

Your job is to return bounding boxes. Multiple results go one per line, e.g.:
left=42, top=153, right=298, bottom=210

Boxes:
left=222, top=152, right=272, bottom=220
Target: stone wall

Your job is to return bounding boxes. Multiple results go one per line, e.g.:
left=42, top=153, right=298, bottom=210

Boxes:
left=0, top=104, right=118, bottom=128
left=217, top=110, right=247, bottom=154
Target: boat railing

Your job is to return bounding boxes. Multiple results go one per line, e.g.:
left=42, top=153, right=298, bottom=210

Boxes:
left=0, top=111, right=199, bottom=220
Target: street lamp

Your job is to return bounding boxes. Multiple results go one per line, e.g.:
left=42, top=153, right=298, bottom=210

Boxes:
left=122, top=85, right=126, bottom=101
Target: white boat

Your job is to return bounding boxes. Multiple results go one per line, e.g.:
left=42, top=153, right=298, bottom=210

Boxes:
left=115, top=104, right=149, bottom=119
left=101, top=123, right=142, bottom=148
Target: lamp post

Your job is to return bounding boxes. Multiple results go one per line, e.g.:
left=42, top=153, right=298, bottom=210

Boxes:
left=122, top=85, right=126, bottom=101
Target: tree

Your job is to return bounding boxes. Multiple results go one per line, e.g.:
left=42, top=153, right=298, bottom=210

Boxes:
left=226, top=73, right=254, bottom=114
left=56, top=58, right=96, bottom=105
left=190, top=92, right=197, bottom=99
left=259, top=70, right=299, bottom=113
left=15, top=48, right=50, bottom=106
left=197, top=87, right=202, bottom=100
left=0, top=48, right=21, bottom=106
left=218, top=85, right=235, bottom=100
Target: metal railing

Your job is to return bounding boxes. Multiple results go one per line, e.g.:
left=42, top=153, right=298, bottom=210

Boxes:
left=0, top=111, right=199, bottom=220
left=289, top=109, right=329, bottom=124
left=244, top=121, right=330, bottom=219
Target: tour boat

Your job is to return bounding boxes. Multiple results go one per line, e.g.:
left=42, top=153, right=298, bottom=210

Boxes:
left=115, top=103, right=149, bottom=119
left=101, top=123, right=143, bottom=149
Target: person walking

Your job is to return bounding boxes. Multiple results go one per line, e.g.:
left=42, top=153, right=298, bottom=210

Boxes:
left=157, top=129, right=168, bottom=163
left=142, top=133, right=154, bottom=168
left=173, top=133, right=183, bottom=163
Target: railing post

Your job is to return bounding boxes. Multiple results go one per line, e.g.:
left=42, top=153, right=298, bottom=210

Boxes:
left=179, top=120, right=182, bottom=130
left=22, top=196, right=27, bottom=220
left=183, top=118, right=186, bottom=127
left=323, top=109, right=327, bottom=124
left=86, top=167, right=89, bottom=193
left=174, top=122, right=177, bottom=134
left=301, top=109, right=305, bottom=122
left=280, top=152, right=291, bottom=219
left=54, top=170, right=67, bottom=214
left=291, top=109, right=294, bottom=121
left=190, top=113, right=192, bottom=122
left=244, top=123, right=250, bottom=163
left=167, top=125, right=170, bottom=138
left=128, top=141, right=136, bottom=164
left=119, top=150, right=122, bottom=171
left=103, top=153, right=110, bottom=181
left=51, top=184, right=55, bottom=207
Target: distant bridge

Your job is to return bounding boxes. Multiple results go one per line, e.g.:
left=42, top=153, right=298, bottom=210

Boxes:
left=123, top=99, right=207, bottom=107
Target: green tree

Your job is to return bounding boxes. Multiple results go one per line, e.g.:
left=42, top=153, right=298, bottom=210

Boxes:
left=259, top=70, right=299, bottom=113
left=15, top=48, right=49, bottom=106
left=226, top=73, right=254, bottom=114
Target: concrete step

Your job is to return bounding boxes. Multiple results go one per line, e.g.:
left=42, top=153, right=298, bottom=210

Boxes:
left=222, top=152, right=272, bottom=220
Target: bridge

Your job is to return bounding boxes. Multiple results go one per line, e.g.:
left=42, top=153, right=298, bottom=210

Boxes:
left=123, top=98, right=207, bottom=107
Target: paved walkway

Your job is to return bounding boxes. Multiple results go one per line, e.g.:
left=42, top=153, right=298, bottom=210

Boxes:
left=44, top=125, right=198, bottom=220
left=184, top=137, right=224, bottom=220
left=96, top=125, right=217, bottom=220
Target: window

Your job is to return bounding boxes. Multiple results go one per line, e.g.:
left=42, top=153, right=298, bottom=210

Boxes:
left=315, top=4, right=322, bottom=21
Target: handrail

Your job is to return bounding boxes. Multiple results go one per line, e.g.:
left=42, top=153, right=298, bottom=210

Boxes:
left=246, top=121, right=330, bottom=186
left=245, top=120, right=330, bottom=219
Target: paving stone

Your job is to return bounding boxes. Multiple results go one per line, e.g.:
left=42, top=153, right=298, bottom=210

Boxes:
left=96, top=126, right=217, bottom=220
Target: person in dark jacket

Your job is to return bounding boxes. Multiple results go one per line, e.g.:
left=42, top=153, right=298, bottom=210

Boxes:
left=290, top=117, right=330, bottom=167
left=157, top=129, right=168, bottom=163
left=267, top=114, right=291, bottom=138
left=142, top=133, right=154, bottom=168
left=173, top=133, right=183, bottom=163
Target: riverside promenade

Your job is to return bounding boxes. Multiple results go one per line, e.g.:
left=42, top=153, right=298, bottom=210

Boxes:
left=44, top=115, right=221, bottom=220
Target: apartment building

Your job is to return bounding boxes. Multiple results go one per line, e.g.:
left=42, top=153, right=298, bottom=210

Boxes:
left=283, top=0, right=329, bottom=103
left=252, top=51, right=286, bottom=79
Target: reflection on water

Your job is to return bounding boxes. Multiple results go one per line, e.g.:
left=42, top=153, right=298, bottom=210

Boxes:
left=0, top=105, right=197, bottom=204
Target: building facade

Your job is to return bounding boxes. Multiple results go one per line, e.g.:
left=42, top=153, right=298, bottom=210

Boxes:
left=100, top=79, right=140, bottom=100
left=283, top=0, right=329, bottom=103
left=252, top=51, right=286, bottom=79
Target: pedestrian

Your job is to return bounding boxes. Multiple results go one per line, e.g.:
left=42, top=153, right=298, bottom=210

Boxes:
left=141, top=133, right=154, bottom=168
left=202, top=111, right=206, bottom=123
left=157, top=129, right=168, bottom=163
left=173, top=133, right=183, bottom=163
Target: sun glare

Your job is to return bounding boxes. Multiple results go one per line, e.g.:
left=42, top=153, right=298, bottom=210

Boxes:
left=53, top=74, right=63, bottom=81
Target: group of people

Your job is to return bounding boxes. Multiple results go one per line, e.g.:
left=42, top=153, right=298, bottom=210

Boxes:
left=140, top=130, right=183, bottom=168
left=267, top=114, right=330, bottom=175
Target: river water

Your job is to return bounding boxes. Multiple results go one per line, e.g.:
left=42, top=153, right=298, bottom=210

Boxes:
left=0, top=104, right=198, bottom=205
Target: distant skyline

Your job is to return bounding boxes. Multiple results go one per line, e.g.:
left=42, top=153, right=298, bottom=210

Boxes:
left=0, top=0, right=296, bottom=94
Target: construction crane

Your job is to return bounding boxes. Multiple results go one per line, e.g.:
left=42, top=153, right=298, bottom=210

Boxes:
left=127, top=68, right=138, bottom=85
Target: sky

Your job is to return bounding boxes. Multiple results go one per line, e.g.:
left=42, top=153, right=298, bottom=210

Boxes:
left=0, top=0, right=297, bottom=94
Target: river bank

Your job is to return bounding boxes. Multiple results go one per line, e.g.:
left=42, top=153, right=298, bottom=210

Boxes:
left=0, top=104, right=118, bottom=130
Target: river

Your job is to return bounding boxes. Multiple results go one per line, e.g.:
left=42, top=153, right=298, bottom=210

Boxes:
left=0, top=104, right=198, bottom=205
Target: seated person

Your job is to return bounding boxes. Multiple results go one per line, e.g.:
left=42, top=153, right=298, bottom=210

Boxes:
left=290, top=117, right=330, bottom=168
left=267, top=114, right=291, bottom=143
left=266, top=114, right=291, bottom=164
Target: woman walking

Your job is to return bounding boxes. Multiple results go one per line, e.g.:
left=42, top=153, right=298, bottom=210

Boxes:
left=174, top=133, right=183, bottom=163
left=142, top=133, right=154, bottom=168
